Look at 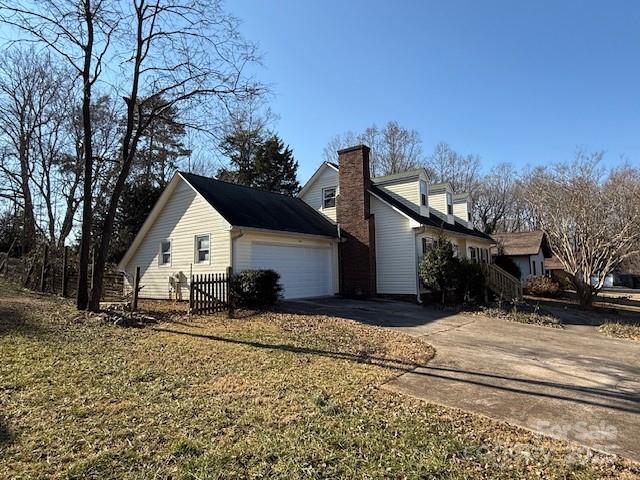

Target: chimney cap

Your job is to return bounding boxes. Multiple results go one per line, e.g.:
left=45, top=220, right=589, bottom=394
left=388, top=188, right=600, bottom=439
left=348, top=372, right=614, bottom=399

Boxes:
left=337, top=144, right=370, bottom=155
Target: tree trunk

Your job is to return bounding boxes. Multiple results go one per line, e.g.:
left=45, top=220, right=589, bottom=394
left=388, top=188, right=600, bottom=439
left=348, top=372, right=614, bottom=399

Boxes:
left=573, top=275, right=594, bottom=308
left=76, top=1, right=95, bottom=311
left=18, top=136, right=36, bottom=254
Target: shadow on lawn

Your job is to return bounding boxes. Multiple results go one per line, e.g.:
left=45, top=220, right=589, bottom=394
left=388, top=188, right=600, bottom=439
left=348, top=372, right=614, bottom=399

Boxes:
left=155, top=327, right=640, bottom=415
left=0, top=304, right=46, bottom=337
left=0, top=417, right=14, bottom=446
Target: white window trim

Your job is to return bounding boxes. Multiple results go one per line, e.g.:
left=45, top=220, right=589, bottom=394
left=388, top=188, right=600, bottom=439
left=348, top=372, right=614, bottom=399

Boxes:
left=194, top=233, right=211, bottom=265
left=159, top=238, right=172, bottom=267
left=321, top=186, right=337, bottom=210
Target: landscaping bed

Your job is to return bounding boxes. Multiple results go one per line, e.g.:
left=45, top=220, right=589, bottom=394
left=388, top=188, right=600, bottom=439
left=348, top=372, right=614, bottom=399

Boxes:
left=1, top=279, right=638, bottom=479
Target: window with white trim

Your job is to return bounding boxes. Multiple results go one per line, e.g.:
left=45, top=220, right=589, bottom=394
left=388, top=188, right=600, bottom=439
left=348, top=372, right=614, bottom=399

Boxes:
left=469, top=247, right=477, bottom=263
left=422, top=237, right=434, bottom=255
left=446, top=192, right=453, bottom=215
left=322, top=187, right=336, bottom=208
left=195, top=234, right=210, bottom=263
left=420, top=180, right=428, bottom=206
left=159, top=239, right=171, bottom=266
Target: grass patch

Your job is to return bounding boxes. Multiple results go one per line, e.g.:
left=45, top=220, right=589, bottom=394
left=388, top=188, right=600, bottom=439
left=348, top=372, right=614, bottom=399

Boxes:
left=599, top=322, right=640, bottom=342
left=0, top=279, right=637, bottom=479
left=467, top=303, right=563, bottom=328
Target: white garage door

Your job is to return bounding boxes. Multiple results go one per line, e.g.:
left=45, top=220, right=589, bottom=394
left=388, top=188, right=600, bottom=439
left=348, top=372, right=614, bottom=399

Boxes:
left=250, top=242, right=333, bottom=299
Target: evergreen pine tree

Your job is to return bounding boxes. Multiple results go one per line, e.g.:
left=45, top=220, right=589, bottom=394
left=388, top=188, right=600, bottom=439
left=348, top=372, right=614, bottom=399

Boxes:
left=253, top=135, right=300, bottom=195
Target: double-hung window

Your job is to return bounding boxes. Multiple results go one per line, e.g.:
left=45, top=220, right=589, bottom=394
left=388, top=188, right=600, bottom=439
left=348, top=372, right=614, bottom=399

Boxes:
left=469, top=247, right=477, bottom=263
left=159, top=239, right=172, bottom=266
left=195, top=234, right=210, bottom=264
left=420, top=180, right=428, bottom=206
left=322, top=187, right=336, bottom=209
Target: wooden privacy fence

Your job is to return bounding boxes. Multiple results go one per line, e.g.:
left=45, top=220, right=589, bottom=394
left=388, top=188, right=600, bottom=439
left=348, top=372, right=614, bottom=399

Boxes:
left=189, top=267, right=234, bottom=316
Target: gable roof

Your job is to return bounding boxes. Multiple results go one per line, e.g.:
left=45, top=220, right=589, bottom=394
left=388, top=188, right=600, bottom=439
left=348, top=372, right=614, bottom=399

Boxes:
left=369, top=185, right=493, bottom=241
left=491, top=231, right=551, bottom=257
left=180, top=172, right=338, bottom=238
left=298, top=161, right=338, bottom=197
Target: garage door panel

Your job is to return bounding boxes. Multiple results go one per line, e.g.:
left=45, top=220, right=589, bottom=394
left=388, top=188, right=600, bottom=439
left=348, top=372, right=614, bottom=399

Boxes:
left=250, top=243, right=332, bottom=299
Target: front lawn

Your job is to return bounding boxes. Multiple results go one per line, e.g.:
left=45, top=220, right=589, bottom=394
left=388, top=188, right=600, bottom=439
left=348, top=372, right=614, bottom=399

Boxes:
left=1, top=279, right=638, bottom=479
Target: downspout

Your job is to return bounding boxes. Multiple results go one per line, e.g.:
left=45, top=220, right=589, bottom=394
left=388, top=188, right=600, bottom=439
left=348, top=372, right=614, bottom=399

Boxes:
left=415, top=227, right=425, bottom=304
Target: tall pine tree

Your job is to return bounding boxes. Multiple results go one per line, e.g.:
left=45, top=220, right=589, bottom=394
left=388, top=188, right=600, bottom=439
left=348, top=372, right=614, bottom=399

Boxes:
left=254, top=135, right=300, bottom=195
left=218, top=132, right=300, bottom=195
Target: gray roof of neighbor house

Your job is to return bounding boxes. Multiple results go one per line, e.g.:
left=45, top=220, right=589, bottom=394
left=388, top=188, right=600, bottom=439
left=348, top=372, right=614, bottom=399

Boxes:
left=180, top=172, right=338, bottom=238
left=369, top=185, right=493, bottom=241
left=491, top=231, right=552, bottom=257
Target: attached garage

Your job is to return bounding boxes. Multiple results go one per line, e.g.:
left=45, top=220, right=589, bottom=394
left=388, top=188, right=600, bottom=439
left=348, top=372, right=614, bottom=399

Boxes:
left=250, top=242, right=333, bottom=299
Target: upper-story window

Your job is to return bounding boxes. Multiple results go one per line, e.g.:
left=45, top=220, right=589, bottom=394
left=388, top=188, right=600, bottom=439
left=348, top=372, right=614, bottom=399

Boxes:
left=446, top=192, right=453, bottom=215
left=159, top=239, right=172, bottom=266
left=195, top=234, right=210, bottom=264
left=420, top=180, right=428, bottom=206
left=322, top=187, right=336, bottom=208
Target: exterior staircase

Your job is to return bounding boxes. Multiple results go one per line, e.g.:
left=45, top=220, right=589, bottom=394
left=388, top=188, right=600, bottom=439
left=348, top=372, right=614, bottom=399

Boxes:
left=480, top=263, right=523, bottom=302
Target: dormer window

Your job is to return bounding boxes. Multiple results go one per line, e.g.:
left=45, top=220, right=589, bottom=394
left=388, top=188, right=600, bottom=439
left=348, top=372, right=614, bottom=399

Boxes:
left=322, top=187, right=336, bottom=208
left=446, top=192, right=453, bottom=215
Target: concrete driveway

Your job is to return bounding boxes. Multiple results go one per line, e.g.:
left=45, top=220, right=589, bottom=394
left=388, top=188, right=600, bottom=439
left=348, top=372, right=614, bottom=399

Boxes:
left=284, top=297, right=640, bottom=461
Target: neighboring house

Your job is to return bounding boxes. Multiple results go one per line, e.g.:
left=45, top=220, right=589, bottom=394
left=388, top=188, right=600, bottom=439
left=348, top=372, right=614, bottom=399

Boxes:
left=118, top=144, right=493, bottom=301
left=490, top=231, right=552, bottom=283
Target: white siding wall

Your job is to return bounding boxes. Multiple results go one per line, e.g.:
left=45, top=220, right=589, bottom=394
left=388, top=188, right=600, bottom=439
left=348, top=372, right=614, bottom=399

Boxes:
left=428, top=191, right=454, bottom=224
left=377, top=179, right=420, bottom=213
left=453, top=200, right=471, bottom=228
left=233, top=231, right=339, bottom=294
left=300, top=166, right=338, bottom=222
left=124, top=179, right=231, bottom=299
left=371, top=196, right=417, bottom=295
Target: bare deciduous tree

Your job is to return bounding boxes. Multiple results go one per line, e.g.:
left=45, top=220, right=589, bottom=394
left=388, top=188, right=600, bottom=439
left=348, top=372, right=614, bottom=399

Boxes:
left=0, top=0, right=119, bottom=309
left=322, top=121, right=423, bottom=177
left=522, top=152, right=640, bottom=306
left=474, top=162, right=517, bottom=234
left=88, top=0, right=261, bottom=311
left=426, top=142, right=480, bottom=195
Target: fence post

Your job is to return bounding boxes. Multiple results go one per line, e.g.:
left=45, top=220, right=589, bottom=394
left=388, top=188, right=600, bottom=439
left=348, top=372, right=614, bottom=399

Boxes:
left=132, top=266, right=140, bottom=312
left=61, top=246, right=69, bottom=297
left=189, top=274, right=194, bottom=313
left=40, top=244, right=49, bottom=293
left=226, top=266, right=234, bottom=318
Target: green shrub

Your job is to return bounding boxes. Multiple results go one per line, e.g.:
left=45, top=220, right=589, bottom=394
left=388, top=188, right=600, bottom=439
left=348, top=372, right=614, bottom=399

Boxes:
left=455, top=259, right=486, bottom=303
left=526, top=275, right=563, bottom=298
left=231, top=269, right=283, bottom=309
left=494, top=255, right=521, bottom=280
left=418, top=235, right=458, bottom=305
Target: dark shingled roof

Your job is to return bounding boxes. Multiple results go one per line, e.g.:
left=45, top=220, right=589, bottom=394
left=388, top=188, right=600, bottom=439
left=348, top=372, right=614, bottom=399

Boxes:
left=180, top=172, right=338, bottom=238
left=370, top=185, right=493, bottom=241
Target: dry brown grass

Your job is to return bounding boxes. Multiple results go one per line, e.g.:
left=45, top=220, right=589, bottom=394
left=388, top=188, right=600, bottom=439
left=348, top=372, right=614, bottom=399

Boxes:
left=599, top=322, right=640, bottom=342
left=1, top=280, right=638, bottom=479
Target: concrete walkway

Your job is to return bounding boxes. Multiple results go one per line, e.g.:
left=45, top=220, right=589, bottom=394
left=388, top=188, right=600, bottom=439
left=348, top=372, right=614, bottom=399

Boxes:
left=285, top=298, right=640, bottom=461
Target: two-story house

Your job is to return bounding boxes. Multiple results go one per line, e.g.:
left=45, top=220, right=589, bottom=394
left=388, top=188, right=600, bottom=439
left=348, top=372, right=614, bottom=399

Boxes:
left=118, top=144, right=493, bottom=301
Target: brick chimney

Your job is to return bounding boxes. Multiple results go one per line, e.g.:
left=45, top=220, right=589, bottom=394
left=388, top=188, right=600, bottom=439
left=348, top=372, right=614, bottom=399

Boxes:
left=336, top=145, right=376, bottom=297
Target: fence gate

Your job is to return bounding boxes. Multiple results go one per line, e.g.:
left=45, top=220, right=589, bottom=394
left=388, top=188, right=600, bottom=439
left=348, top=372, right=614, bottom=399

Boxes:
left=189, top=268, right=233, bottom=315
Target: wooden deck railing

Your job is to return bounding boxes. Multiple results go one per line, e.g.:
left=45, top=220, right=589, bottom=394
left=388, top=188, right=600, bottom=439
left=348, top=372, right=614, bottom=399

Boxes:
left=480, top=263, right=523, bottom=302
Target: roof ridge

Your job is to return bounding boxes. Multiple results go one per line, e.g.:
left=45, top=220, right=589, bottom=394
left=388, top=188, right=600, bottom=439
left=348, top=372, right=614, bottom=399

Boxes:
left=179, top=171, right=301, bottom=200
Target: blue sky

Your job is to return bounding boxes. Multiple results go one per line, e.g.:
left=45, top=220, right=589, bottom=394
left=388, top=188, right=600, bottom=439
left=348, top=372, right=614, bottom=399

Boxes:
left=230, top=0, right=640, bottom=182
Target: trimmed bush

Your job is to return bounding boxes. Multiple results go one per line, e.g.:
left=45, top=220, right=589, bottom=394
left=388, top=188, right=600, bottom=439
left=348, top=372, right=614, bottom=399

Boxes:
left=455, top=259, right=486, bottom=303
left=231, top=269, right=283, bottom=309
left=526, top=275, right=563, bottom=298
